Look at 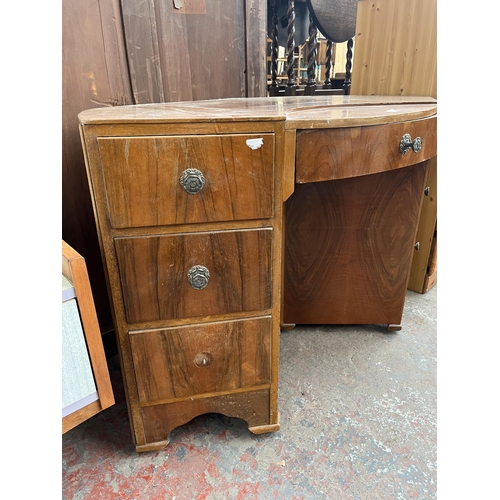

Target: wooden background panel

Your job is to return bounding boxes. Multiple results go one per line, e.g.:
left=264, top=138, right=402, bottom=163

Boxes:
left=62, top=0, right=134, bottom=332
left=246, top=0, right=268, bottom=97
left=352, top=0, right=437, bottom=98
left=119, top=0, right=165, bottom=103
left=121, top=0, right=259, bottom=103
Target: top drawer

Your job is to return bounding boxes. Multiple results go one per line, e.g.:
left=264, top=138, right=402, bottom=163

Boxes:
left=295, top=116, right=437, bottom=183
left=97, top=133, right=275, bottom=228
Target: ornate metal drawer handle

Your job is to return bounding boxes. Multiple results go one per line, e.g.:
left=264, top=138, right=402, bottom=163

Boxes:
left=180, top=168, right=206, bottom=194
left=187, top=265, right=210, bottom=290
left=400, top=134, right=422, bottom=155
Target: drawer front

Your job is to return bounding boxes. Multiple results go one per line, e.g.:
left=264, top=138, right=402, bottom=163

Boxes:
left=295, top=115, right=437, bottom=183
left=130, top=317, right=272, bottom=403
left=98, top=133, right=275, bottom=228
left=115, top=228, right=273, bottom=323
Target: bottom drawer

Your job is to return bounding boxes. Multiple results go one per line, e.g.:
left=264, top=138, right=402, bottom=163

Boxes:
left=129, top=317, right=272, bottom=404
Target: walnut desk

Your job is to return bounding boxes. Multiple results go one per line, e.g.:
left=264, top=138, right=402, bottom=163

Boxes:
left=79, top=96, right=437, bottom=451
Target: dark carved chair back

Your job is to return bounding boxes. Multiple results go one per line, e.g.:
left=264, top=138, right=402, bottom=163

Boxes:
left=268, top=0, right=357, bottom=96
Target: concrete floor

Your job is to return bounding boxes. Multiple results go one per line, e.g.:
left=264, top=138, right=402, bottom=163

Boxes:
left=62, top=286, right=437, bottom=499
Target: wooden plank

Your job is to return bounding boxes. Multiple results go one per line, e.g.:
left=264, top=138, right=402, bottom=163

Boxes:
left=120, top=0, right=165, bottom=103
left=121, top=0, right=248, bottom=102
left=245, top=0, right=268, bottom=96
left=407, top=156, right=437, bottom=292
left=282, top=129, right=296, bottom=201
left=140, top=389, right=272, bottom=448
left=352, top=0, right=437, bottom=98
left=62, top=400, right=103, bottom=434
left=63, top=0, right=134, bottom=334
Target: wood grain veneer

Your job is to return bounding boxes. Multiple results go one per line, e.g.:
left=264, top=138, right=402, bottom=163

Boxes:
left=79, top=96, right=436, bottom=450
left=98, top=134, right=275, bottom=228
left=295, top=116, right=436, bottom=183
left=351, top=0, right=437, bottom=294
left=283, top=162, right=429, bottom=326
left=81, top=113, right=285, bottom=451
left=139, top=389, right=273, bottom=448
left=115, top=229, right=273, bottom=323
left=130, top=317, right=271, bottom=404
left=78, top=96, right=436, bottom=126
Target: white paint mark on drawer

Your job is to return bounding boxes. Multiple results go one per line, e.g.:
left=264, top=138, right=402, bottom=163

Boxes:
left=246, top=138, right=264, bottom=150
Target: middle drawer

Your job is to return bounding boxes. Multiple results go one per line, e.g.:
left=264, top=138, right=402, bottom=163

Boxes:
left=115, top=228, right=273, bottom=324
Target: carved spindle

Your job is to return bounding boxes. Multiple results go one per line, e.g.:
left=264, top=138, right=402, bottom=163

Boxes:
left=285, top=0, right=296, bottom=95
left=343, top=38, right=353, bottom=95
left=323, top=40, right=333, bottom=89
left=269, top=2, right=279, bottom=96
left=305, top=15, right=317, bottom=95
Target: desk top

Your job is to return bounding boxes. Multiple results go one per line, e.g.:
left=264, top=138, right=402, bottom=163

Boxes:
left=79, top=96, right=437, bottom=130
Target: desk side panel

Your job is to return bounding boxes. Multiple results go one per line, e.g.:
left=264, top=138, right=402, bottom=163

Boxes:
left=284, top=162, right=429, bottom=326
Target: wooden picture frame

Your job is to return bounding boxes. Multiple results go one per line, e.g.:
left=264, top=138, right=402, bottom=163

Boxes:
left=62, top=240, right=115, bottom=434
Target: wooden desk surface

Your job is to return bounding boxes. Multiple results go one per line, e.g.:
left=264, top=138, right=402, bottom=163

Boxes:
left=79, top=96, right=436, bottom=129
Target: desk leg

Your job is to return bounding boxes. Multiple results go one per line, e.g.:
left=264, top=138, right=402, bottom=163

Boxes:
left=388, top=324, right=402, bottom=332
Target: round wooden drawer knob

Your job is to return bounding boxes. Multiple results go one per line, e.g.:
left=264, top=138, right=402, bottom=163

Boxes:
left=194, top=352, right=214, bottom=368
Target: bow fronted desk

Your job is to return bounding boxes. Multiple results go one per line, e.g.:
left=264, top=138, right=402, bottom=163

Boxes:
left=79, top=96, right=437, bottom=451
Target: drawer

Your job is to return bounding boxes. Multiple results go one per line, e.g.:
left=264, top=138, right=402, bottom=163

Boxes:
left=97, top=133, right=275, bottom=228
left=115, top=228, right=273, bottom=323
left=129, top=317, right=272, bottom=404
left=295, top=115, right=437, bottom=183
